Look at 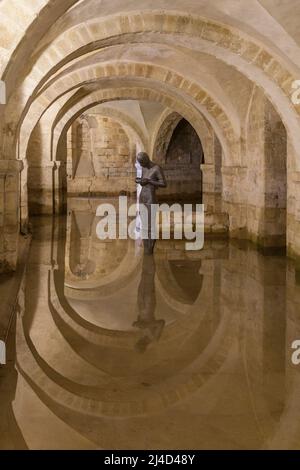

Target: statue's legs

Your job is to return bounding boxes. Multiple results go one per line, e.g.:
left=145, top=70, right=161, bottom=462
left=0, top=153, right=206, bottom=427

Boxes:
left=141, top=203, right=157, bottom=255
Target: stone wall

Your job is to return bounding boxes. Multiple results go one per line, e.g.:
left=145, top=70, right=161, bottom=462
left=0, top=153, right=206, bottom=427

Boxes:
left=67, top=116, right=135, bottom=197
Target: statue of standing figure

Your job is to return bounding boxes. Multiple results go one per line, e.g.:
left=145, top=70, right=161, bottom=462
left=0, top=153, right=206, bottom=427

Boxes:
left=135, top=152, right=167, bottom=254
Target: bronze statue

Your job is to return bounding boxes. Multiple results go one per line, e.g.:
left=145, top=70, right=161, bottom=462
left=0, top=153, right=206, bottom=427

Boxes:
left=135, top=152, right=167, bottom=254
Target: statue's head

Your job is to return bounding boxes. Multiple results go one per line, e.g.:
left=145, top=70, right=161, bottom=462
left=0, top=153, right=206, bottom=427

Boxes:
left=137, top=152, right=150, bottom=168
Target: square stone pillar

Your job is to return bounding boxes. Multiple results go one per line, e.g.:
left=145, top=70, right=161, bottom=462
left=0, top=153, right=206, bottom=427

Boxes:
left=0, top=159, right=23, bottom=273
left=54, top=161, right=67, bottom=215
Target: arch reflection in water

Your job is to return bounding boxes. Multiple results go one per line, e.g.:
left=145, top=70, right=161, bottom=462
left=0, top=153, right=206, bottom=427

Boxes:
left=1, top=198, right=300, bottom=450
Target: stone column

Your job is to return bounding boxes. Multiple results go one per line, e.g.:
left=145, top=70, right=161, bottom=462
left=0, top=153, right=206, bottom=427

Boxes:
left=287, top=170, right=300, bottom=258
left=222, top=165, right=248, bottom=238
left=54, top=161, right=67, bottom=215
left=244, top=90, right=287, bottom=248
left=28, top=161, right=56, bottom=215
left=0, top=159, right=23, bottom=273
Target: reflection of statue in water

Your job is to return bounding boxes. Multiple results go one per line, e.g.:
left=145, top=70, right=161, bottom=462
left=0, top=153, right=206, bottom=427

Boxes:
left=136, top=152, right=167, bottom=255
left=73, top=260, right=96, bottom=280
left=133, top=254, right=165, bottom=353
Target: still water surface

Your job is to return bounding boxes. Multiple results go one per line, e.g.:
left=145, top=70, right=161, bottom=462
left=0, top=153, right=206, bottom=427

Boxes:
left=1, top=198, right=300, bottom=450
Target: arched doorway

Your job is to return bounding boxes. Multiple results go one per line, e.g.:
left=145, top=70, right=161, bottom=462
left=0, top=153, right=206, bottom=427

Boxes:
left=154, top=117, right=205, bottom=203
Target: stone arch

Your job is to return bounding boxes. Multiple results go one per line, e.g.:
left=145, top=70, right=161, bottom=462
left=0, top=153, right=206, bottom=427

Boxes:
left=64, top=106, right=148, bottom=169
left=70, top=115, right=93, bottom=180
left=65, top=206, right=141, bottom=290
left=52, top=86, right=229, bottom=155
left=151, top=111, right=207, bottom=202
left=163, top=118, right=205, bottom=202
left=81, top=114, right=97, bottom=129
left=57, top=90, right=230, bottom=213
left=17, top=69, right=238, bottom=208
left=84, top=107, right=148, bottom=153
left=17, top=275, right=237, bottom=421
left=23, top=92, right=150, bottom=219
left=0, top=0, right=76, bottom=79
